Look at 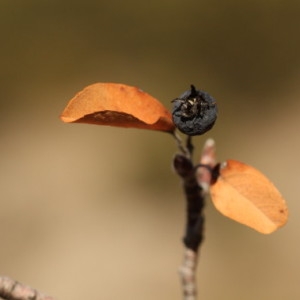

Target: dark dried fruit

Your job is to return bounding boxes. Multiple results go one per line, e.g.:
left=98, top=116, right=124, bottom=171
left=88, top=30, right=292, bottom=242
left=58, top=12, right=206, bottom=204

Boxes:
left=172, top=85, right=217, bottom=136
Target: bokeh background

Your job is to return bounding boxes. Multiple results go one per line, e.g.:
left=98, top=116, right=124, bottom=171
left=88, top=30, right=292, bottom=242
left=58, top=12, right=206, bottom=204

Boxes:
left=1, top=1, right=300, bottom=299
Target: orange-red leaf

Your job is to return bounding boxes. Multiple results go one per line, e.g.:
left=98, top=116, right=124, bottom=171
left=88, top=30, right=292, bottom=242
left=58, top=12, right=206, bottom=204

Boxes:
left=60, top=83, right=175, bottom=132
left=210, top=160, right=288, bottom=234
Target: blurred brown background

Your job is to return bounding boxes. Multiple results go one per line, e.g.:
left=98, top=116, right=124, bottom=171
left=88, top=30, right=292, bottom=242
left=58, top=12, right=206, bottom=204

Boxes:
left=1, top=1, right=299, bottom=299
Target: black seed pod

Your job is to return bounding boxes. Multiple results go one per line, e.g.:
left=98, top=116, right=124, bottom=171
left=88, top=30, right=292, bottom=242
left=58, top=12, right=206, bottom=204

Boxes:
left=172, top=85, right=218, bottom=136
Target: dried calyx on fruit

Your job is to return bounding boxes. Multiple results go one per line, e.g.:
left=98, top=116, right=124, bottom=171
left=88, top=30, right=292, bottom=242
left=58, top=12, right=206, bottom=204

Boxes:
left=172, top=85, right=218, bottom=136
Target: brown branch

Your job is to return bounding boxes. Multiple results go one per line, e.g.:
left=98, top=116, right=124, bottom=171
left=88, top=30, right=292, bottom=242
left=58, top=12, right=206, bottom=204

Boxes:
left=0, top=276, right=55, bottom=300
left=178, top=248, right=198, bottom=300
left=175, top=138, right=216, bottom=300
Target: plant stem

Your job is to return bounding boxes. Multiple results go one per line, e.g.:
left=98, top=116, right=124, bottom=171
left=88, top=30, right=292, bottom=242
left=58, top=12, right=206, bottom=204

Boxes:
left=174, top=138, right=216, bottom=300
left=178, top=248, right=198, bottom=300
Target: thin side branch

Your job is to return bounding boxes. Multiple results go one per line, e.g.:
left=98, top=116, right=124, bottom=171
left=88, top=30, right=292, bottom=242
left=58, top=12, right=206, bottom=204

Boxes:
left=171, top=131, right=191, bottom=159
left=196, top=138, right=216, bottom=192
left=0, top=276, right=55, bottom=300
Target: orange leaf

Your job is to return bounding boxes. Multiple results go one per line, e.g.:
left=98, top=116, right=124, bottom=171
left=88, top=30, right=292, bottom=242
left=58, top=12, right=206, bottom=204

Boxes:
left=210, top=160, right=288, bottom=234
left=60, top=83, right=175, bottom=133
